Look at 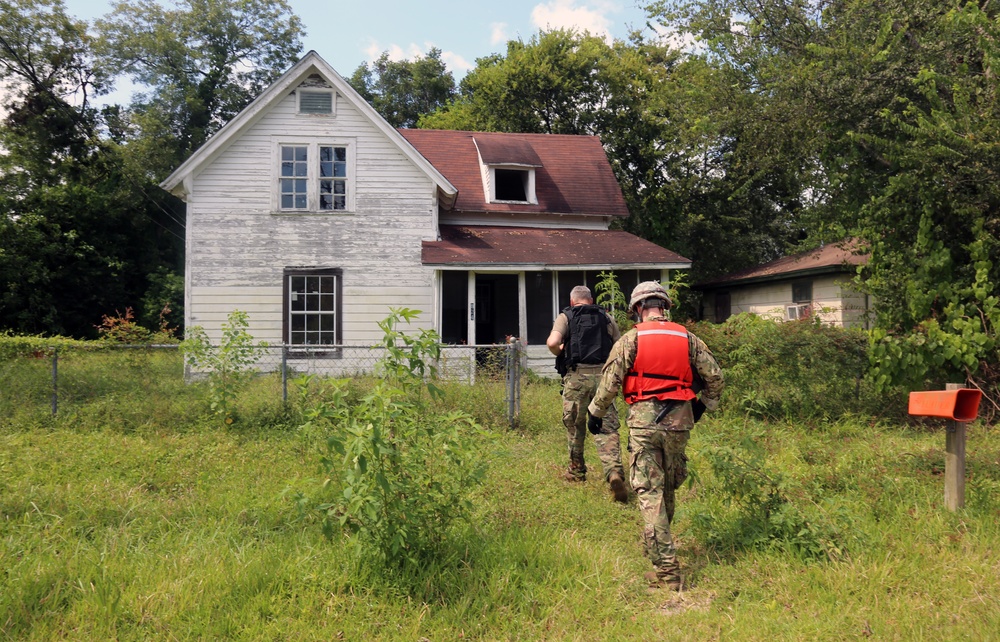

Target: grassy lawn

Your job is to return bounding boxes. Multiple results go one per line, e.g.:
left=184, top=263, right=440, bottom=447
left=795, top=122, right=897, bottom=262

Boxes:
left=2, top=355, right=999, bottom=640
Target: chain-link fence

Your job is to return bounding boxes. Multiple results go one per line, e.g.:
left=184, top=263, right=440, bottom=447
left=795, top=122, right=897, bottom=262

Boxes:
left=2, top=341, right=524, bottom=428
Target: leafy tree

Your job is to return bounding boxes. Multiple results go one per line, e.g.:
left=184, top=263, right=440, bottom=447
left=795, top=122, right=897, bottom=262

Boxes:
left=94, top=0, right=304, bottom=179
left=650, top=0, right=1000, bottom=411
left=0, top=0, right=104, bottom=179
left=0, top=0, right=183, bottom=338
left=348, top=48, right=455, bottom=128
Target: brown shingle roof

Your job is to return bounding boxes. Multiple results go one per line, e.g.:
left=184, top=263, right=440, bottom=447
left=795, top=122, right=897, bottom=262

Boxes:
left=696, top=241, right=867, bottom=288
left=399, top=129, right=630, bottom=218
left=423, top=225, right=690, bottom=267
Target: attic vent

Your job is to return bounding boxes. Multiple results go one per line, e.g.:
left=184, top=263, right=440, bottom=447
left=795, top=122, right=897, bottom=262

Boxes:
left=299, top=90, right=333, bottom=114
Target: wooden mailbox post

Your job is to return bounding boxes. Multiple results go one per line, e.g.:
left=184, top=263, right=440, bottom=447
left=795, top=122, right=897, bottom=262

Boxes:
left=907, top=384, right=983, bottom=511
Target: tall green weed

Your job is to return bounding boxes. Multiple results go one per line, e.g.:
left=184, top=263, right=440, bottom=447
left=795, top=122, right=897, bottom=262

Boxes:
left=181, top=309, right=268, bottom=425
left=298, top=308, right=490, bottom=574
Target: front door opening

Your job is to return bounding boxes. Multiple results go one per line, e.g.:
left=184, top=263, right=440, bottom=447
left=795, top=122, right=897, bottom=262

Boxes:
left=475, top=273, right=519, bottom=344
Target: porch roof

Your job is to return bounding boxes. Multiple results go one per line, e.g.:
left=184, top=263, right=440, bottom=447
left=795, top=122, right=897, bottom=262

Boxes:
left=422, top=225, right=691, bottom=269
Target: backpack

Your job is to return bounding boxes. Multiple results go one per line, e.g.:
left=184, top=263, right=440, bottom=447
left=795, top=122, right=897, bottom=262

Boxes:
left=561, top=304, right=613, bottom=372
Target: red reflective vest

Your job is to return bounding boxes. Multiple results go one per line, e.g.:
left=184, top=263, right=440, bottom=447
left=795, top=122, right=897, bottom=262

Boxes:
left=623, top=320, right=696, bottom=404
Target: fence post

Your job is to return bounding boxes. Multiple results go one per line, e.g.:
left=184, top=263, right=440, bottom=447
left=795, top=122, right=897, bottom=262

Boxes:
left=505, top=338, right=521, bottom=430
left=51, top=347, right=58, bottom=415
left=281, top=344, right=288, bottom=404
left=944, top=382, right=967, bottom=511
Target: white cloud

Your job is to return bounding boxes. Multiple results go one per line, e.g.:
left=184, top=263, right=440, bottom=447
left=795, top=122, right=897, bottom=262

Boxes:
left=361, top=40, right=472, bottom=75
left=491, top=22, right=508, bottom=45
left=441, top=51, right=473, bottom=75
left=362, top=40, right=426, bottom=63
left=530, top=0, right=617, bottom=41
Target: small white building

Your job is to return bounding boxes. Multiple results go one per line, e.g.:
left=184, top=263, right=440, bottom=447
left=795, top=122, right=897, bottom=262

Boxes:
left=160, top=51, right=690, bottom=375
left=695, top=242, right=870, bottom=328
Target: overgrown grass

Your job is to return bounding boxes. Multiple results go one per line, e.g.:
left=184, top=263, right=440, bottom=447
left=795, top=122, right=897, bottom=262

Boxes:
left=2, top=352, right=999, bottom=640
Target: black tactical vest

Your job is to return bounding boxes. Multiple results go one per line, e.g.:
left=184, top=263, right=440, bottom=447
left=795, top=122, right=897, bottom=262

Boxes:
left=562, top=304, right=613, bottom=370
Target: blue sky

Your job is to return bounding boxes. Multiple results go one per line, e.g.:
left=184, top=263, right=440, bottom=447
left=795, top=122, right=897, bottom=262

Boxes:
left=63, top=0, right=657, bottom=79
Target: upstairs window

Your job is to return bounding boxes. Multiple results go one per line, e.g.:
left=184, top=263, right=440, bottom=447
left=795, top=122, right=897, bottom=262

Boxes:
left=276, top=140, right=352, bottom=212
left=495, top=169, right=528, bottom=201
left=489, top=166, right=535, bottom=203
left=318, top=146, right=347, bottom=210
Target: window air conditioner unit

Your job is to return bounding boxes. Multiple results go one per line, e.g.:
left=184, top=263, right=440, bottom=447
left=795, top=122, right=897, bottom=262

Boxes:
left=786, top=304, right=810, bottom=320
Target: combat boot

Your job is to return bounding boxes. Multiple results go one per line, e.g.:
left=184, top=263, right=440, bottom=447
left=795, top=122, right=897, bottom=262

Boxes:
left=644, top=570, right=682, bottom=591
left=608, top=471, right=628, bottom=503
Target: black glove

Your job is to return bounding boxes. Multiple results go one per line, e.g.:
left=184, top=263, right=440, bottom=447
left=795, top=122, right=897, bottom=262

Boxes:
left=692, top=398, right=707, bottom=423
left=587, top=413, right=603, bottom=434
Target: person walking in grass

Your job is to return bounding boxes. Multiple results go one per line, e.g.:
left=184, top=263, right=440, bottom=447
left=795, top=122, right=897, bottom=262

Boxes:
left=546, top=285, right=629, bottom=503
left=586, top=281, right=724, bottom=590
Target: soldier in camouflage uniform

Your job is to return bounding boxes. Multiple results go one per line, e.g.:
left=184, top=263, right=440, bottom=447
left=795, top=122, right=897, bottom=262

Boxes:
left=587, top=281, right=724, bottom=590
left=547, top=285, right=628, bottom=503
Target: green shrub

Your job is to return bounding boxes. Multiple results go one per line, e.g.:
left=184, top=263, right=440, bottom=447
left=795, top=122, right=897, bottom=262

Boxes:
left=181, top=310, right=268, bottom=425
left=692, top=313, right=906, bottom=421
left=687, top=429, right=854, bottom=561
left=299, top=308, right=490, bottom=574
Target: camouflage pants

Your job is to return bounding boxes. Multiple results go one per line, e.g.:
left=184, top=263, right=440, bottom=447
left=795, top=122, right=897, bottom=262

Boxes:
left=629, top=426, right=690, bottom=579
left=562, top=368, right=623, bottom=482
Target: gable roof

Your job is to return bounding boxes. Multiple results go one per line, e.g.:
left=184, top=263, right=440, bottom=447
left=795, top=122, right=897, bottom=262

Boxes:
left=423, top=225, right=690, bottom=269
left=159, top=51, right=456, bottom=202
left=696, top=241, right=867, bottom=288
left=398, top=129, right=630, bottom=218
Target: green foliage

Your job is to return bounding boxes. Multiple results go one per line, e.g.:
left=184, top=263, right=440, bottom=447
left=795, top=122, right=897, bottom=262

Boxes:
left=855, top=3, right=1000, bottom=418
left=299, top=308, right=488, bottom=573
left=593, top=270, right=632, bottom=333
left=688, top=433, right=849, bottom=561
left=139, top=266, right=184, bottom=333
left=180, top=309, right=268, bottom=425
left=3, top=350, right=1000, bottom=638
left=348, top=48, right=456, bottom=128
left=0, top=331, right=88, bottom=360
left=0, top=0, right=183, bottom=339
left=692, top=313, right=900, bottom=420
left=375, top=306, right=443, bottom=398
left=94, top=0, right=304, bottom=179
left=649, top=0, right=1000, bottom=417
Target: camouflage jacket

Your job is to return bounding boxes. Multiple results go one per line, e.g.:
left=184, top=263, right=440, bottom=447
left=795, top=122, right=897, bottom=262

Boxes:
left=587, top=315, right=724, bottom=428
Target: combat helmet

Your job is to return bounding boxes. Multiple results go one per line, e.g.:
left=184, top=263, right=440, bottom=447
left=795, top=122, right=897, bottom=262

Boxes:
left=629, top=281, right=672, bottom=310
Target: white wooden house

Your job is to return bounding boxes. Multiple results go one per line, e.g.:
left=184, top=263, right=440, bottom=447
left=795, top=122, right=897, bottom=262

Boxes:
left=695, top=242, right=871, bottom=328
left=160, top=51, right=690, bottom=375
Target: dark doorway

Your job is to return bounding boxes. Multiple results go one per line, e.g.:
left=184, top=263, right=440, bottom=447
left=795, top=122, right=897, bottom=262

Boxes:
left=715, top=292, right=732, bottom=323
left=475, top=273, right=519, bottom=343
left=525, top=271, right=554, bottom=345
left=441, top=271, right=468, bottom=344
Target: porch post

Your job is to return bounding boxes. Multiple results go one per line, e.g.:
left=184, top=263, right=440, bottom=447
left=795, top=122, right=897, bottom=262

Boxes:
left=517, top=272, right=527, bottom=341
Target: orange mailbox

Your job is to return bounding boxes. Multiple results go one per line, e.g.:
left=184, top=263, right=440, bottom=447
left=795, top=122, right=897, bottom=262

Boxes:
left=908, top=389, right=983, bottom=422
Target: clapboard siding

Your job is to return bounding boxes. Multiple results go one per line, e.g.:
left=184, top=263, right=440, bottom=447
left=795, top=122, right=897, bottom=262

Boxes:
left=185, top=86, right=439, bottom=344
left=702, top=274, right=867, bottom=328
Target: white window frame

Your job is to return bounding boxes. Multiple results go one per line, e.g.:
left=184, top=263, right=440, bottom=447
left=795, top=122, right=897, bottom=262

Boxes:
left=296, top=88, right=335, bottom=116
left=484, top=165, right=537, bottom=204
left=272, top=137, right=355, bottom=213
left=786, top=304, right=810, bottom=320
